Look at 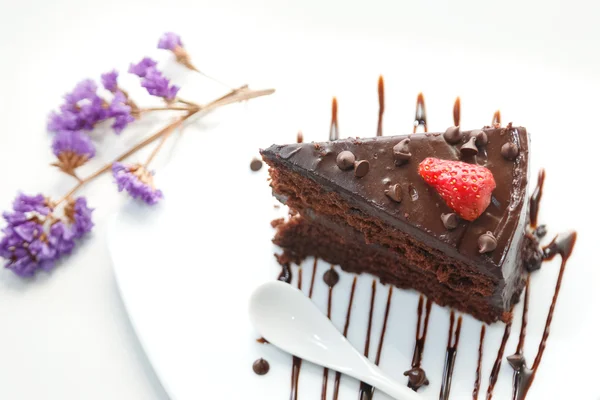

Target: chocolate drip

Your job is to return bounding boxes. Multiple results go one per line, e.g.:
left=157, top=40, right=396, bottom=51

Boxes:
left=278, top=263, right=292, bottom=284
left=492, top=110, right=501, bottom=127
left=405, top=296, right=433, bottom=390
left=377, top=75, right=385, bottom=137
left=329, top=97, right=339, bottom=141
left=332, top=277, right=358, bottom=400
left=529, top=169, right=545, bottom=228
left=472, top=325, right=486, bottom=400
left=256, top=337, right=269, bottom=344
left=486, top=316, right=513, bottom=400
left=413, top=92, right=427, bottom=133
left=439, top=312, right=463, bottom=400
left=453, top=97, right=461, bottom=127
left=320, top=266, right=336, bottom=400
left=290, top=267, right=303, bottom=400
left=508, top=231, right=577, bottom=400
left=358, top=280, right=378, bottom=400
left=308, top=258, right=318, bottom=298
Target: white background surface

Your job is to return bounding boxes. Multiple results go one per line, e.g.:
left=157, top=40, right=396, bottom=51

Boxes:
left=1, top=0, right=600, bottom=399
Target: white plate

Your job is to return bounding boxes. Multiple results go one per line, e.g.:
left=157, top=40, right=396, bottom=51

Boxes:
left=107, top=42, right=600, bottom=400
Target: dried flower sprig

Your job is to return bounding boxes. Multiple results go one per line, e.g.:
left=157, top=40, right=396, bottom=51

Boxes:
left=1, top=33, right=274, bottom=277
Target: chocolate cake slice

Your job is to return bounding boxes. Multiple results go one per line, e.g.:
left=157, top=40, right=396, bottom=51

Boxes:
left=262, top=126, right=538, bottom=323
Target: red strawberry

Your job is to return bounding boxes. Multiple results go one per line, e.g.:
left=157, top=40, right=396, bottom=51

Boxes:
left=418, top=157, right=496, bottom=221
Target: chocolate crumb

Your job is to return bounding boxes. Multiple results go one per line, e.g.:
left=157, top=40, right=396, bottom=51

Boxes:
left=250, top=158, right=263, bottom=171
left=273, top=204, right=280, bottom=209
left=393, top=138, right=411, bottom=166
left=460, top=136, right=478, bottom=157
left=478, top=231, right=497, bottom=253
left=443, top=126, right=462, bottom=144
left=323, top=268, right=340, bottom=287
left=501, top=142, right=519, bottom=160
left=384, top=184, right=402, bottom=202
left=404, top=367, right=429, bottom=390
left=270, top=218, right=284, bottom=228
left=252, top=358, right=270, bottom=375
left=354, top=160, right=370, bottom=178
left=336, top=151, right=355, bottom=170
left=441, top=213, right=459, bottom=230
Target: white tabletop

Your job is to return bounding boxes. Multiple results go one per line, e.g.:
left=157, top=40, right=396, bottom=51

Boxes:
left=1, top=0, right=599, bottom=399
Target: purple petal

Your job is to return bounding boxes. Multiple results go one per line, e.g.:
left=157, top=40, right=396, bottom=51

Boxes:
left=158, top=32, right=183, bottom=51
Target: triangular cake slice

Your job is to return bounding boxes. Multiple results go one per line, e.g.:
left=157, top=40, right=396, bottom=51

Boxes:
left=262, top=127, right=539, bottom=323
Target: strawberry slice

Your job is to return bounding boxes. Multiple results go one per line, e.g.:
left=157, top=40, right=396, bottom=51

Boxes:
left=418, top=158, right=496, bottom=221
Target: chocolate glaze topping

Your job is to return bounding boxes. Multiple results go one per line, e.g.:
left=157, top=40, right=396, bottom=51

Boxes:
left=529, top=169, right=545, bottom=228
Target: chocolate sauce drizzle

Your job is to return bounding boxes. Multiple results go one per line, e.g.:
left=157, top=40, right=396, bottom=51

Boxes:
left=529, top=169, right=545, bottom=228
left=508, top=231, right=577, bottom=400
left=290, top=267, right=303, bottom=400
left=405, top=295, right=433, bottom=390
left=485, top=316, right=513, bottom=400
left=332, top=277, right=358, bottom=400
left=329, top=97, right=339, bottom=141
left=439, top=311, right=463, bottom=400
left=358, top=280, right=377, bottom=400
left=453, top=97, right=461, bottom=127
left=377, top=75, right=385, bottom=137
left=320, top=266, right=337, bottom=400
left=413, top=92, right=427, bottom=133
left=472, top=325, right=486, bottom=400
left=492, top=110, right=501, bottom=127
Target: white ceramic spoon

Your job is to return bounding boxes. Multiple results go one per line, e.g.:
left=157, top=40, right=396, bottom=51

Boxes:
left=249, top=280, right=421, bottom=400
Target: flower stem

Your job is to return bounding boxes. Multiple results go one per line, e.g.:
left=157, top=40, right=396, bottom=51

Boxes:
left=141, top=106, right=197, bottom=112
left=55, top=85, right=274, bottom=204
left=143, top=123, right=177, bottom=168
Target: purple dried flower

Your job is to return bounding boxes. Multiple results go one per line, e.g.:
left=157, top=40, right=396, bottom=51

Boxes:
left=51, top=130, right=95, bottom=173
left=52, top=130, right=96, bottom=159
left=48, top=80, right=109, bottom=133
left=158, top=32, right=183, bottom=51
left=0, top=194, right=93, bottom=277
left=112, top=162, right=163, bottom=205
left=140, top=68, right=180, bottom=101
left=64, top=197, right=94, bottom=239
left=128, top=57, right=158, bottom=78
left=108, top=91, right=135, bottom=134
left=101, top=70, right=119, bottom=92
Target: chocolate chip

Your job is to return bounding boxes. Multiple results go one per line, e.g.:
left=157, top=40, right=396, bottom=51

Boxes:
left=336, top=151, right=355, bottom=170
left=354, top=160, right=370, bottom=178
left=460, top=136, right=478, bottom=157
left=403, top=367, right=429, bottom=390
left=471, top=130, right=488, bottom=146
left=534, top=225, right=547, bottom=239
left=501, top=142, right=519, bottom=160
left=384, top=184, right=402, bottom=202
left=506, top=353, right=526, bottom=371
left=478, top=231, right=497, bottom=253
left=323, top=268, right=340, bottom=287
left=250, top=158, right=263, bottom=171
left=443, top=126, right=463, bottom=144
left=441, top=213, right=459, bottom=230
left=393, top=138, right=411, bottom=166
left=252, top=358, right=270, bottom=375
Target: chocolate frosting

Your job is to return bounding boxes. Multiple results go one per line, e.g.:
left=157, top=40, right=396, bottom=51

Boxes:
left=262, top=127, right=530, bottom=289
